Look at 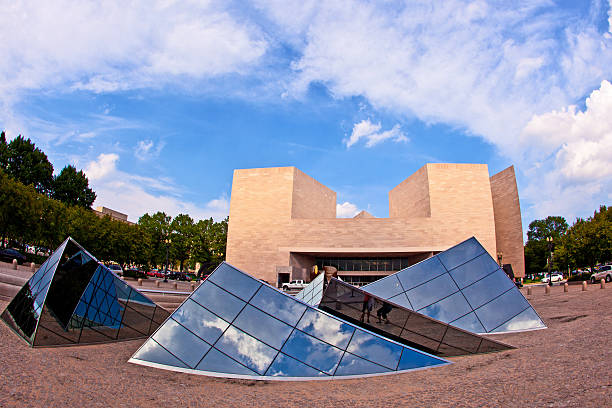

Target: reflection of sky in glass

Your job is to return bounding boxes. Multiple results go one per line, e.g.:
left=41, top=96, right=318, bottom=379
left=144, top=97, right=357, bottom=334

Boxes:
left=297, top=308, right=354, bottom=349
left=215, top=326, right=276, bottom=374
left=336, top=353, right=389, bottom=376
left=250, top=285, right=306, bottom=326
left=196, top=348, right=256, bottom=375
left=281, top=330, right=344, bottom=374
left=346, top=330, right=402, bottom=370
left=233, top=305, right=292, bottom=349
left=133, top=339, right=188, bottom=368
left=491, top=307, right=544, bottom=332
left=209, top=263, right=261, bottom=301
left=266, top=353, right=326, bottom=377
left=191, top=281, right=245, bottom=322
left=172, top=299, right=229, bottom=344
left=153, top=319, right=211, bottom=368
left=417, top=291, right=471, bottom=323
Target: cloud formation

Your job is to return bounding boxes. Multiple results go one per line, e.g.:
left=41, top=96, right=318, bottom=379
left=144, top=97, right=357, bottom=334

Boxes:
left=519, top=80, right=612, bottom=220
left=0, top=0, right=267, bottom=96
left=345, top=119, right=407, bottom=148
left=336, top=201, right=360, bottom=218
left=84, top=153, right=229, bottom=222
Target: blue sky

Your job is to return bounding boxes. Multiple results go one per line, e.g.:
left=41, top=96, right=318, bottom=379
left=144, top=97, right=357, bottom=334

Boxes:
left=1, top=1, right=611, bottom=235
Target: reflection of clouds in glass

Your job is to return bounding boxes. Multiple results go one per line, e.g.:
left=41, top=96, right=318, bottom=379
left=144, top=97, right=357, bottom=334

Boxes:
left=217, top=326, right=275, bottom=373
left=498, top=309, right=544, bottom=331
left=347, top=331, right=402, bottom=369
left=297, top=309, right=353, bottom=349
left=251, top=288, right=306, bottom=326
left=175, top=301, right=228, bottom=334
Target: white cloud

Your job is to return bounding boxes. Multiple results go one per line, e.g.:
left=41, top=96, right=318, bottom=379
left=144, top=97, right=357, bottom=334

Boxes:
left=0, top=0, right=267, bottom=97
left=84, top=153, right=229, bottom=222
left=254, top=1, right=612, bottom=223
left=336, top=201, right=360, bottom=218
left=134, top=139, right=165, bottom=161
left=519, top=80, right=612, bottom=220
left=345, top=119, right=407, bottom=148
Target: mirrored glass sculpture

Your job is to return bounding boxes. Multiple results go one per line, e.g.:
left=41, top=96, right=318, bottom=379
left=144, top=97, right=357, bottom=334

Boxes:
left=130, top=262, right=450, bottom=380
left=293, top=273, right=324, bottom=306
left=320, top=278, right=512, bottom=356
left=1, top=237, right=170, bottom=346
left=361, top=237, right=546, bottom=333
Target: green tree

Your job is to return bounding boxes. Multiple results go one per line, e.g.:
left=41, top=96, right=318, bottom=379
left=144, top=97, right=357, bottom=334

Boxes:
left=138, top=211, right=172, bottom=268
left=191, top=217, right=228, bottom=275
left=0, top=131, right=9, bottom=168
left=51, top=165, right=96, bottom=208
left=524, top=216, right=569, bottom=274
left=3, top=135, right=53, bottom=194
left=170, top=214, right=194, bottom=272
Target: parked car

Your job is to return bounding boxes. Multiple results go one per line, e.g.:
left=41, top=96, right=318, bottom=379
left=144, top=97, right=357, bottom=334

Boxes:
left=542, top=273, right=563, bottom=283
left=171, top=272, right=192, bottom=281
left=106, top=264, right=123, bottom=276
left=0, top=248, right=26, bottom=264
left=282, top=280, right=308, bottom=291
left=590, top=265, right=612, bottom=283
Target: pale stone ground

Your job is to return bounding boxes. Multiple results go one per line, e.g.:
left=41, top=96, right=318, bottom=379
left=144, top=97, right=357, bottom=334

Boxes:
left=0, top=283, right=611, bottom=407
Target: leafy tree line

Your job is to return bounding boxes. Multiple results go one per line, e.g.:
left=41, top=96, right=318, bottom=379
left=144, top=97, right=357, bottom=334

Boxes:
left=0, top=131, right=95, bottom=207
left=0, top=133, right=228, bottom=274
left=524, top=206, right=611, bottom=274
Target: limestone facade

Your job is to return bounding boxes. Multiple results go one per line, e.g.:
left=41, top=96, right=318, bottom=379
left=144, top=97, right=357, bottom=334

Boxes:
left=226, top=164, right=525, bottom=285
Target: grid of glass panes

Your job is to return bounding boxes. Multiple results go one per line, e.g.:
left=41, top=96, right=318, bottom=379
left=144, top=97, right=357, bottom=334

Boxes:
left=2, top=240, right=68, bottom=342
left=320, top=278, right=511, bottom=357
left=361, top=237, right=545, bottom=333
left=131, top=263, right=449, bottom=379
left=2, top=237, right=169, bottom=346
left=338, top=275, right=387, bottom=287
left=316, top=257, right=413, bottom=272
left=294, top=273, right=324, bottom=306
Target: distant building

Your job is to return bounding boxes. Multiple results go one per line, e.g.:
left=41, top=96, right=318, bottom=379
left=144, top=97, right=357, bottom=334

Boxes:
left=226, top=164, right=525, bottom=287
left=93, top=206, right=135, bottom=225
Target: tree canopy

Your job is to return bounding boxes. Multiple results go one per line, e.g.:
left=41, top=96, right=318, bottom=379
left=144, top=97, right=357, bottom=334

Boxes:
left=1, top=133, right=53, bottom=194
left=52, top=165, right=96, bottom=208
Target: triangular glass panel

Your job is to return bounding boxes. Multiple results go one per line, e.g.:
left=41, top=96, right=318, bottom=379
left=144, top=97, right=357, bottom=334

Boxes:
left=1, top=237, right=169, bottom=346
left=130, top=262, right=449, bottom=380
left=362, top=237, right=546, bottom=333
left=320, top=278, right=512, bottom=357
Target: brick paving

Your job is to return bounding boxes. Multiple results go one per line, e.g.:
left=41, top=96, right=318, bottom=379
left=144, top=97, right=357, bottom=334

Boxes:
left=0, top=284, right=611, bottom=407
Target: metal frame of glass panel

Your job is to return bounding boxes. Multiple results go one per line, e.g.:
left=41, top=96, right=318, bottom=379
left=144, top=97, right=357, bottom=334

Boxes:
left=361, top=237, right=546, bottom=334
left=129, top=262, right=450, bottom=381
left=293, top=273, right=325, bottom=306
left=1, top=237, right=170, bottom=347
left=320, top=278, right=513, bottom=356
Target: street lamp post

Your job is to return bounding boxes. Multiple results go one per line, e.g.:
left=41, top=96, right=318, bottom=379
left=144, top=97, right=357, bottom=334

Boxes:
left=546, top=236, right=553, bottom=287
left=164, top=238, right=171, bottom=283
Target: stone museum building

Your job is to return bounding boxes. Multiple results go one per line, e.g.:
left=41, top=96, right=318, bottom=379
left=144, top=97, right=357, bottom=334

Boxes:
left=226, top=163, right=524, bottom=287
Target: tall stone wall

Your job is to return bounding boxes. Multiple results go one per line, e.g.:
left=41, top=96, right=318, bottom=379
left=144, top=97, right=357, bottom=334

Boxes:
left=490, top=166, right=525, bottom=278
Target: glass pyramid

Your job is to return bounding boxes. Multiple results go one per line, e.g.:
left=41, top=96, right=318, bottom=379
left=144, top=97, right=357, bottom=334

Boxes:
left=361, top=237, right=546, bottom=333
left=129, top=262, right=450, bottom=380
left=320, top=278, right=512, bottom=356
left=1, top=237, right=170, bottom=346
left=294, top=273, right=325, bottom=306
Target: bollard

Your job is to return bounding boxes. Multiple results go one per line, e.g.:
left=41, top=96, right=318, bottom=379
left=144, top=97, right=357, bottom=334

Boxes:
left=564, top=283, right=569, bottom=293
left=12, top=259, right=18, bottom=269
left=156, top=280, right=161, bottom=288
left=138, top=278, right=143, bottom=286
left=30, top=262, right=36, bottom=272
left=190, top=283, right=195, bottom=291
left=545, top=285, right=551, bottom=294
left=173, top=282, right=178, bottom=290
left=601, top=279, right=606, bottom=289
left=582, top=281, right=587, bottom=291
left=527, top=287, right=532, bottom=295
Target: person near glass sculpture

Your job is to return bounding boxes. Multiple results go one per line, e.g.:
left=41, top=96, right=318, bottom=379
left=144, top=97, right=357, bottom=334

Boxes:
left=360, top=293, right=375, bottom=323
left=377, top=301, right=393, bottom=324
